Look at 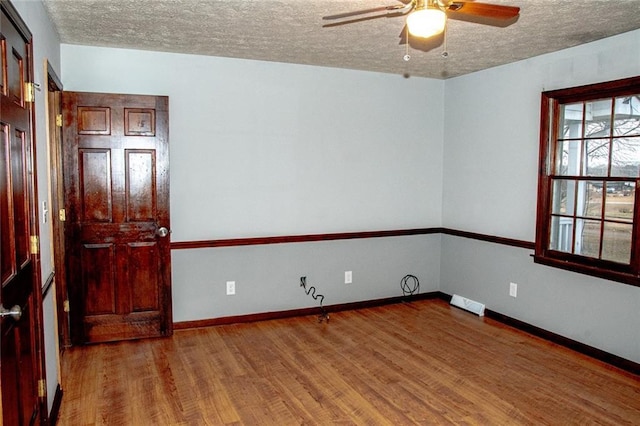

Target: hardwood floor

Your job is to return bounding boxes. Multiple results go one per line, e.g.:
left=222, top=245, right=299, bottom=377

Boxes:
left=57, top=299, right=640, bottom=425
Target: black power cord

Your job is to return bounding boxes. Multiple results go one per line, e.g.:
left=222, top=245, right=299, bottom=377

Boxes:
left=300, top=276, right=329, bottom=323
left=400, top=274, right=420, bottom=298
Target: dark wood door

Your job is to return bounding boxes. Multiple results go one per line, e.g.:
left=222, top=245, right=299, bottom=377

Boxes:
left=62, top=91, right=172, bottom=344
left=1, top=2, right=44, bottom=425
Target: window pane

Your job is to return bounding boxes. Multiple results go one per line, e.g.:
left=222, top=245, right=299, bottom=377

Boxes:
left=556, top=140, right=582, bottom=176
left=559, top=103, right=583, bottom=138
left=574, top=219, right=601, bottom=258
left=601, top=222, right=633, bottom=264
left=549, top=215, right=573, bottom=253
left=583, top=138, right=609, bottom=176
left=576, top=181, right=602, bottom=218
left=551, top=179, right=576, bottom=215
left=613, top=96, right=640, bottom=137
left=604, top=183, right=635, bottom=222
left=611, top=137, right=640, bottom=177
left=585, top=99, right=612, bottom=138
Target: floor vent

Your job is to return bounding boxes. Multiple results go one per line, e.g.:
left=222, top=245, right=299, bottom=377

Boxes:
left=450, top=294, right=485, bottom=316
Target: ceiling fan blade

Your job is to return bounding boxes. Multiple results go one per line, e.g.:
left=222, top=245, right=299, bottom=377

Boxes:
left=446, top=2, right=520, bottom=20
left=323, top=4, right=407, bottom=21
left=323, top=14, right=391, bottom=28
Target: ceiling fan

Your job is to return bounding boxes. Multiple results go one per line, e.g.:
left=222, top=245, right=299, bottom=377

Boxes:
left=323, top=0, right=520, bottom=40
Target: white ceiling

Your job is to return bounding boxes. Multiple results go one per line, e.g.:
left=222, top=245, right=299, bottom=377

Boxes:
left=42, top=0, right=640, bottom=79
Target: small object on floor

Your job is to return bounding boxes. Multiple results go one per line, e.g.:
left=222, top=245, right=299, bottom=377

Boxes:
left=318, top=312, right=330, bottom=323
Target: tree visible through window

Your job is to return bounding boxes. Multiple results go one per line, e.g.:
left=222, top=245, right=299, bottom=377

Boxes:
left=535, top=76, right=640, bottom=286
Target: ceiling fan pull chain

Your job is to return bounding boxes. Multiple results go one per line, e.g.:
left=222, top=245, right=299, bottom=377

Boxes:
left=403, top=27, right=411, bottom=62
left=442, top=25, right=449, bottom=58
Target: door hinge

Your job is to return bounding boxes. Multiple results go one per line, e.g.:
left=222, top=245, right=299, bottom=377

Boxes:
left=56, top=114, right=63, bottom=127
left=25, top=82, right=36, bottom=103
left=63, top=300, right=70, bottom=312
left=38, top=379, right=47, bottom=398
left=59, top=208, right=66, bottom=222
left=30, top=235, right=39, bottom=255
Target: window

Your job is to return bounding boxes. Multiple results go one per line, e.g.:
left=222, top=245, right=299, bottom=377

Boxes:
left=535, top=76, right=640, bottom=286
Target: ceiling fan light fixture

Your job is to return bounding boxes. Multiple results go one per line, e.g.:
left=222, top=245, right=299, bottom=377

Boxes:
left=406, top=8, right=446, bottom=39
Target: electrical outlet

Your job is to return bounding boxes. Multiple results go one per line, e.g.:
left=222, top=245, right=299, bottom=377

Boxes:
left=345, top=270, right=352, bottom=284
left=226, top=281, right=236, bottom=295
left=509, top=282, right=517, bottom=298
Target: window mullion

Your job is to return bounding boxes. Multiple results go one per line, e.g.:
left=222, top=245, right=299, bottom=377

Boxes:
left=571, top=178, right=578, bottom=254
left=607, top=98, right=615, bottom=176
left=578, top=102, right=585, bottom=177
left=598, top=183, right=605, bottom=260
left=633, top=178, right=640, bottom=274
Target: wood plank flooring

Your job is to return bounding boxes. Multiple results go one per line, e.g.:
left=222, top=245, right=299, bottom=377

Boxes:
left=57, top=299, right=640, bottom=425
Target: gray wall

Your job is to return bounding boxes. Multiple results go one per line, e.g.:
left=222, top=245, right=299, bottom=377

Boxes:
left=441, top=30, right=640, bottom=363
left=60, top=45, right=445, bottom=240
left=173, top=235, right=441, bottom=322
left=60, top=44, right=446, bottom=326
left=440, top=235, right=640, bottom=363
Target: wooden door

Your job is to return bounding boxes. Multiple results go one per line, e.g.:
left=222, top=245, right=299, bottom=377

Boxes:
left=62, top=92, right=172, bottom=344
left=1, top=2, right=45, bottom=425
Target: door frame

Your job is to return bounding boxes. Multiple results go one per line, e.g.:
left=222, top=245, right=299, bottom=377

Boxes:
left=44, top=60, right=67, bottom=422
left=45, top=61, right=70, bottom=350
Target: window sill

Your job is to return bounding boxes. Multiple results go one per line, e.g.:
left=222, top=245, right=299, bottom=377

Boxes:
left=533, top=255, right=640, bottom=287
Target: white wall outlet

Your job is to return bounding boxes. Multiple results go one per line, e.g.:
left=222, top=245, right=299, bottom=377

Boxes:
left=509, top=282, right=518, bottom=298
left=226, top=280, right=236, bottom=295
left=345, top=270, right=352, bottom=284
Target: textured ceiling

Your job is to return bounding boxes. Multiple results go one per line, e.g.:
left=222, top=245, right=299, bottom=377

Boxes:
left=42, top=0, right=640, bottom=79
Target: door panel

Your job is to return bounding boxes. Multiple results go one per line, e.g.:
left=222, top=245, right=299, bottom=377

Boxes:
left=1, top=125, right=12, bottom=282
left=129, top=242, right=159, bottom=312
left=126, top=150, right=156, bottom=220
left=7, top=46, right=24, bottom=106
left=10, top=129, right=28, bottom=265
left=1, top=2, right=43, bottom=424
left=81, top=243, right=115, bottom=315
left=63, top=92, right=171, bottom=344
left=79, top=148, right=112, bottom=221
